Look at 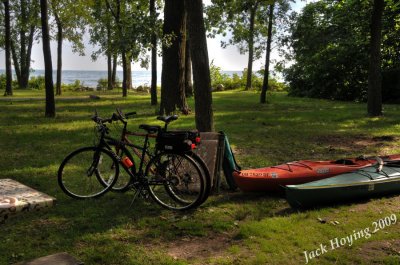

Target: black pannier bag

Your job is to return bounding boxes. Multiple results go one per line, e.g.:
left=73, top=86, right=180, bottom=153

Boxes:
left=156, top=130, right=201, bottom=153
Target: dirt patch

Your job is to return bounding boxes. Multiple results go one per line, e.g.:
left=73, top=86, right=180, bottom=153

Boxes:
left=166, top=234, right=236, bottom=263
left=357, top=239, right=400, bottom=263
left=311, top=134, right=398, bottom=155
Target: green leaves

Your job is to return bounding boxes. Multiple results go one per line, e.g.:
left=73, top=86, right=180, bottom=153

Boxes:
left=283, top=0, right=400, bottom=102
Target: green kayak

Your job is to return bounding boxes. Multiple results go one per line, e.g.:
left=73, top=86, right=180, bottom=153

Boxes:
left=285, top=164, right=400, bottom=208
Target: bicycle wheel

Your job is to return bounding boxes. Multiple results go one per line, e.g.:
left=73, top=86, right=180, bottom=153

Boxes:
left=98, top=145, right=135, bottom=192
left=58, top=147, right=119, bottom=199
left=145, top=152, right=205, bottom=211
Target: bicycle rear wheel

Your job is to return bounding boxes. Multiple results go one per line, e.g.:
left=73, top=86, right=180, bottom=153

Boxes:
left=58, top=147, right=119, bottom=199
left=145, top=152, right=205, bottom=211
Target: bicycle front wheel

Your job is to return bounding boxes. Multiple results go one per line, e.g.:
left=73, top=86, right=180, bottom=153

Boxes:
left=58, top=147, right=119, bottom=199
left=145, top=152, right=205, bottom=211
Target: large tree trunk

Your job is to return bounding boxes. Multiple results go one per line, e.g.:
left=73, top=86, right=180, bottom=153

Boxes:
left=40, top=0, right=55, bottom=117
left=367, top=0, right=384, bottom=116
left=185, top=31, right=193, bottom=97
left=160, top=0, right=188, bottom=115
left=55, top=16, right=63, bottom=96
left=186, top=0, right=214, bottom=132
left=3, top=0, right=13, bottom=96
left=245, top=5, right=256, bottom=90
left=260, top=3, right=274, bottom=104
left=150, top=0, right=158, bottom=105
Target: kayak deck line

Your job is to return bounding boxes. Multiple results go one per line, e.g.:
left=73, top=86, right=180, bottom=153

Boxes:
left=286, top=177, right=400, bottom=190
left=271, top=161, right=313, bottom=172
left=286, top=172, right=400, bottom=190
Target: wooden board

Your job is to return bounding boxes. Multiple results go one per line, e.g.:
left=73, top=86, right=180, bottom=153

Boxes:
left=194, top=132, right=225, bottom=191
left=0, top=179, right=56, bottom=223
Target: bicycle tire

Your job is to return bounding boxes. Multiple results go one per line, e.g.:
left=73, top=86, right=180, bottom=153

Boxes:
left=97, top=145, right=135, bottom=192
left=145, top=152, right=206, bottom=211
left=58, top=146, right=119, bottom=199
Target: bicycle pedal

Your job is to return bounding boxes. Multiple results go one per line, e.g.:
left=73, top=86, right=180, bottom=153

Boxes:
left=139, top=190, right=150, bottom=199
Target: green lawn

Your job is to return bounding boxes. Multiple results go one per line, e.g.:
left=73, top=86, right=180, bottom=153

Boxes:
left=0, top=89, right=399, bottom=265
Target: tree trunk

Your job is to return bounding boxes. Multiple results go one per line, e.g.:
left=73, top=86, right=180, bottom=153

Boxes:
left=260, top=3, right=274, bottom=104
left=3, top=0, right=13, bottom=96
left=185, top=30, right=193, bottom=97
left=40, top=0, right=55, bottom=117
left=126, top=57, right=132, bottom=90
left=55, top=17, right=63, bottom=96
left=112, top=54, right=117, bottom=88
left=121, top=50, right=128, bottom=97
left=150, top=0, right=158, bottom=105
left=22, top=25, right=35, bottom=89
left=245, top=5, right=256, bottom=90
left=107, top=23, right=113, bottom=90
left=19, top=0, right=27, bottom=88
left=367, top=0, right=384, bottom=116
left=160, top=0, right=188, bottom=115
left=10, top=41, right=21, bottom=83
left=186, top=0, right=214, bottom=132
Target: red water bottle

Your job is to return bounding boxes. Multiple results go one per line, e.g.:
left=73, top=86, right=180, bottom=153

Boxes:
left=122, top=156, right=134, bottom=168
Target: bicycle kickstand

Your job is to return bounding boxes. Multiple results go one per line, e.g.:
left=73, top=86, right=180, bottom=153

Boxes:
left=130, top=187, right=143, bottom=207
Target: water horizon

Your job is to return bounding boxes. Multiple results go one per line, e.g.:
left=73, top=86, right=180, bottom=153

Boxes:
left=0, top=69, right=244, bottom=88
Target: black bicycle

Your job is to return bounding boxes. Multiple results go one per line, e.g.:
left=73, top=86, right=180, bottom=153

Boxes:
left=100, top=109, right=212, bottom=205
left=58, top=110, right=208, bottom=211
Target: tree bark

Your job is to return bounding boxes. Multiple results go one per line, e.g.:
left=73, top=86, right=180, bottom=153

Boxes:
left=245, top=5, right=256, bottom=90
left=367, top=0, right=384, bottom=116
left=186, top=0, right=214, bottom=132
left=185, top=30, right=193, bottom=97
left=260, top=3, right=274, bottom=104
left=55, top=14, right=63, bottom=96
left=126, top=56, right=132, bottom=90
left=121, top=50, right=128, bottom=97
left=112, top=54, right=117, bottom=88
left=3, top=0, right=13, bottom=96
left=150, top=0, right=158, bottom=105
left=40, top=0, right=55, bottom=117
left=10, top=41, right=21, bottom=83
left=22, top=25, right=35, bottom=88
left=107, top=23, right=113, bottom=90
left=160, top=0, right=188, bottom=115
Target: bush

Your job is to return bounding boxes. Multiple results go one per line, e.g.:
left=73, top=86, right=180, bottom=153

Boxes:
left=29, top=76, right=46, bottom=90
left=210, top=63, right=287, bottom=92
left=0, top=74, right=6, bottom=90
left=97, top=78, right=108, bottom=91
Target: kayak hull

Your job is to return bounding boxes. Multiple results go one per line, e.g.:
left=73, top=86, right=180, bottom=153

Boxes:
left=233, top=155, right=400, bottom=192
left=285, top=165, right=400, bottom=208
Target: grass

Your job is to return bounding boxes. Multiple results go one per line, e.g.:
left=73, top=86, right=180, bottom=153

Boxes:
left=0, top=89, right=399, bottom=264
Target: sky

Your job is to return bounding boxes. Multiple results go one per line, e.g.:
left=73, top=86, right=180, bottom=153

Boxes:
left=0, top=1, right=307, bottom=72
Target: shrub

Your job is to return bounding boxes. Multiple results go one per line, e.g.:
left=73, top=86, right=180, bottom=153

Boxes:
left=29, top=75, right=46, bottom=90
left=0, top=74, right=6, bottom=90
left=97, top=78, right=108, bottom=91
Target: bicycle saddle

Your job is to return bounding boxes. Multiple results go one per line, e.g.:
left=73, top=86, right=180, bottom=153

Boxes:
left=139, top=124, right=161, bottom=134
left=157, top=115, right=178, bottom=123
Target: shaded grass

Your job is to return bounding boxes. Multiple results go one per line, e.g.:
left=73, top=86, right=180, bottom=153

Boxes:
left=0, top=89, right=399, bottom=264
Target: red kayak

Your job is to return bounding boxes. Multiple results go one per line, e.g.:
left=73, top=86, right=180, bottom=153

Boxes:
left=232, top=155, right=400, bottom=192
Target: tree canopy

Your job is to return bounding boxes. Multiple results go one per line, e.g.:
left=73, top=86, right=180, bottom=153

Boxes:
left=282, top=0, right=400, bottom=102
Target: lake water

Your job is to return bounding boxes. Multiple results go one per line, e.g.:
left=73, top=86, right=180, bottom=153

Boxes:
left=0, top=69, right=243, bottom=88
